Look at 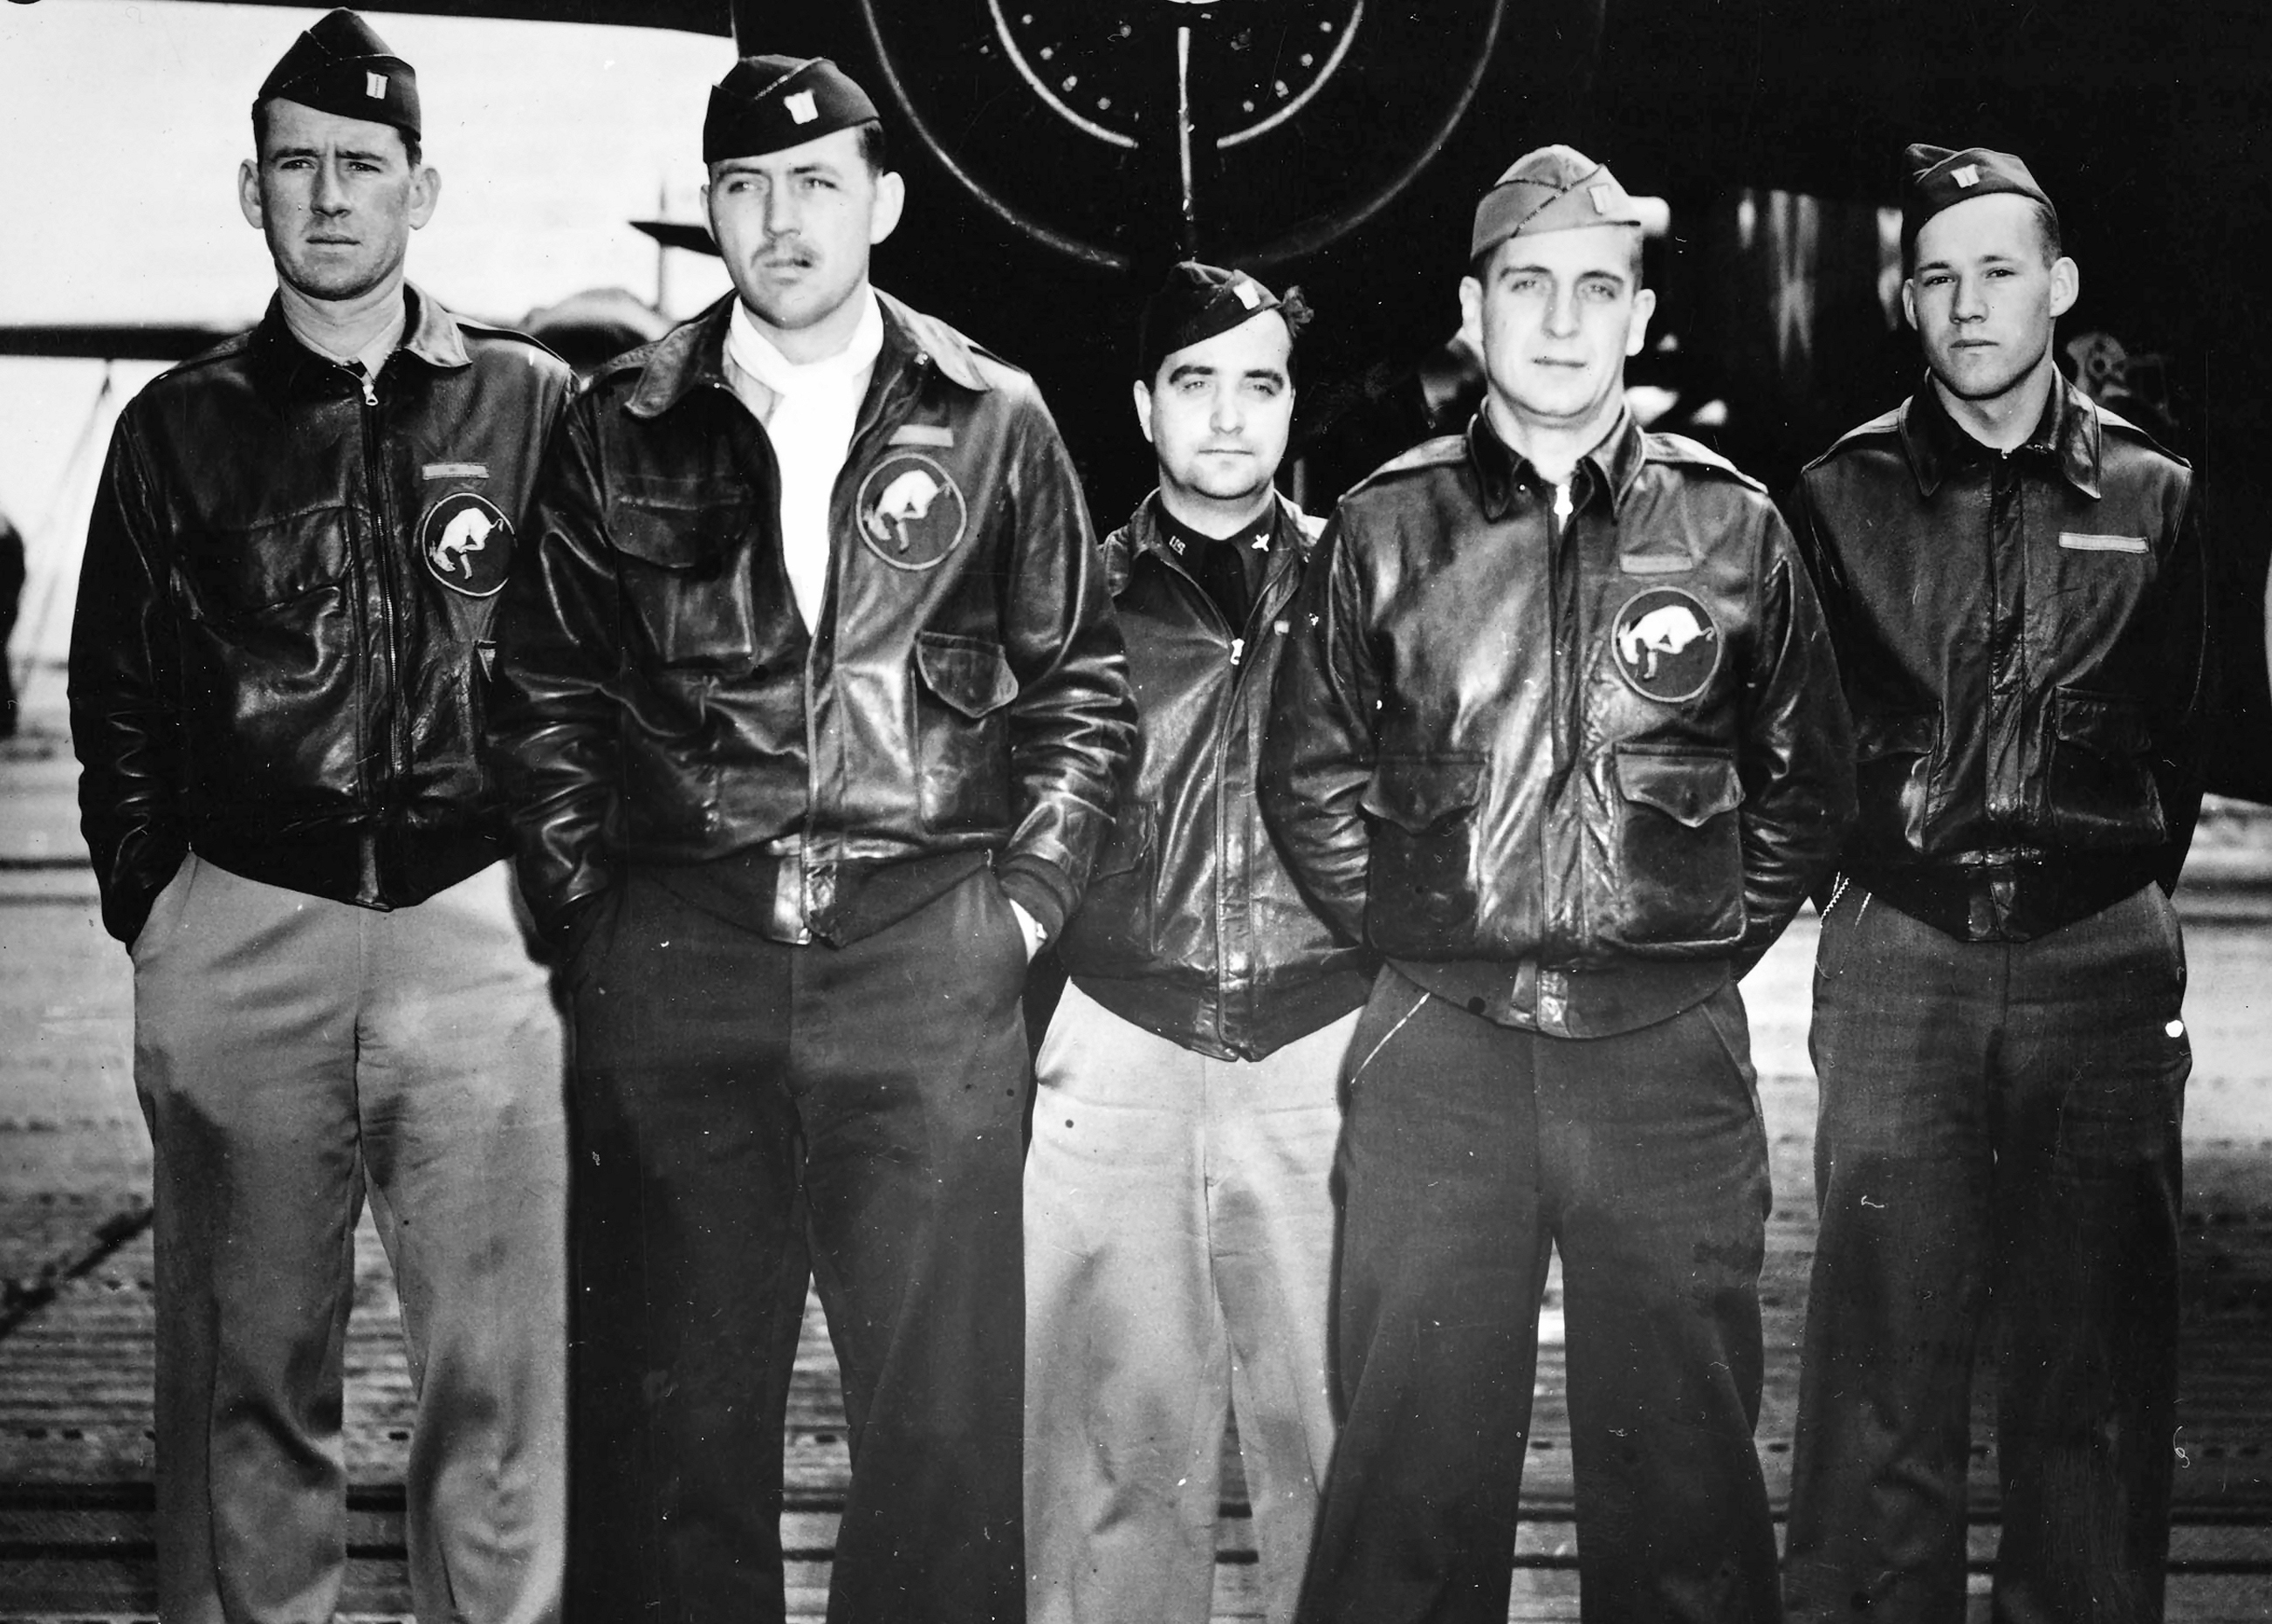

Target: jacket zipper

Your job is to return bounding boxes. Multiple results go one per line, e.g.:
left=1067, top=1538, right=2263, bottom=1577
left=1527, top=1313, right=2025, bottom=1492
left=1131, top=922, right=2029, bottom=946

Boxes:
left=1156, top=529, right=1298, bottom=1045
left=359, top=364, right=409, bottom=879
left=1548, top=477, right=1579, bottom=962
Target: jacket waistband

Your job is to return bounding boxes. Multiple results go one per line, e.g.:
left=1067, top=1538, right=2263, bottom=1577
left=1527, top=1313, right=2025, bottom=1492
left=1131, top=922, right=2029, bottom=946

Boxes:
left=1071, top=966, right=1373, bottom=1064
left=192, top=821, right=502, bottom=913
left=1390, top=953, right=1730, bottom=1039
left=650, top=846, right=992, bottom=948
left=1846, top=853, right=2161, bottom=943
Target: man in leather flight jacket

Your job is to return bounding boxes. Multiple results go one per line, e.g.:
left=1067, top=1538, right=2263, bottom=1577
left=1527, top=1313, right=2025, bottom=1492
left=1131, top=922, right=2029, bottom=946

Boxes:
left=484, top=58, right=1131, bottom=1624
left=68, top=14, right=573, bottom=1621
left=1261, top=146, right=1854, bottom=1622
left=1781, top=146, right=2209, bottom=1624
left=1025, top=265, right=1374, bottom=1624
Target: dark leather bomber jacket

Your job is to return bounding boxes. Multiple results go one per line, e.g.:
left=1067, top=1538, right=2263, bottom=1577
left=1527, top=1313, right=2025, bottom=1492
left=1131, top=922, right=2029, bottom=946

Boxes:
left=70, top=289, right=573, bottom=944
left=1059, top=493, right=1375, bottom=1062
left=1784, top=376, right=2209, bottom=941
left=1261, top=408, right=1856, bottom=1038
left=484, top=292, right=1133, bottom=949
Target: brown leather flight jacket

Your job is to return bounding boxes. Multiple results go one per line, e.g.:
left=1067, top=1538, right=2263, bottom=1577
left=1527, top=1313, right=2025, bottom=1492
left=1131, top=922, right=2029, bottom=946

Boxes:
left=1261, top=410, right=1855, bottom=1036
left=484, top=293, right=1133, bottom=949
left=70, top=290, right=573, bottom=945
left=1784, top=377, right=2209, bottom=941
left=1059, top=493, right=1375, bottom=1061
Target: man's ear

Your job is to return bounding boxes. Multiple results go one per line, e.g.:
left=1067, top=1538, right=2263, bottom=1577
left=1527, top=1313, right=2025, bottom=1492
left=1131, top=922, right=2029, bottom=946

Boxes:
left=1624, top=286, right=1658, bottom=358
left=1900, top=278, right=1919, bottom=332
left=1132, top=379, right=1155, bottom=444
left=238, top=158, right=265, bottom=232
left=2049, top=256, right=2080, bottom=320
left=870, top=170, right=906, bottom=246
left=408, top=164, right=441, bottom=231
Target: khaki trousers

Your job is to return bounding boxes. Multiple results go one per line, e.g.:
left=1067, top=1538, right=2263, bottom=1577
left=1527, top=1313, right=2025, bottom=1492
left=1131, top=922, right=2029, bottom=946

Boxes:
left=1025, top=982, right=1354, bottom=1624
left=131, top=854, right=566, bottom=1624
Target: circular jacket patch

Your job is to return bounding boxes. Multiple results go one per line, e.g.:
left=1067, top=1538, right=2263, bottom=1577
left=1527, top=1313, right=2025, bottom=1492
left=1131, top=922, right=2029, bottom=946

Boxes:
left=419, top=491, right=513, bottom=598
left=856, top=455, right=968, bottom=572
left=1610, top=586, right=1721, bottom=703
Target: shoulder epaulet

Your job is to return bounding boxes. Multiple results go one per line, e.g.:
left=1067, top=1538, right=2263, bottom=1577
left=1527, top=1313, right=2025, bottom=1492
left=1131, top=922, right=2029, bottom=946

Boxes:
left=454, top=317, right=570, bottom=369
left=1342, top=433, right=1465, bottom=498
left=1644, top=430, right=1767, bottom=493
left=580, top=338, right=663, bottom=395
left=161, top=328, right=254, bottom=379
left=1808, top=405, right=1905, bottom=469
left=1100, top=524, right=1136, bottom=595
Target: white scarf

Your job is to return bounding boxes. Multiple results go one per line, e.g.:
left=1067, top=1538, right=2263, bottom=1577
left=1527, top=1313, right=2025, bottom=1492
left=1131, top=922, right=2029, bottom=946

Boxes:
left=724, top=292, right=885, bottom=631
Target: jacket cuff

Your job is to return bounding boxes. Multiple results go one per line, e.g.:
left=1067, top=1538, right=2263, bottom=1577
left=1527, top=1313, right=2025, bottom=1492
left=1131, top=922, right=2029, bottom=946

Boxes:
left=994, top=855, right=1072, bottom=942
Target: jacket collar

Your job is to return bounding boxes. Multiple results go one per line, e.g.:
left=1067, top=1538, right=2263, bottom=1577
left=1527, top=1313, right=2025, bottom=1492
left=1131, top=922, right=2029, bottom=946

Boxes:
left=1124, top=488, right=1314, bottom=563
left=1112, top=489, right=1314, bottom=597
left=249, top=283, right=467, bottom=399
left=628, top=287, right=992, bottom=421
left=1469, top=403, right=1648, bottom=522
left=1898, top=369, right=2102, bottom=500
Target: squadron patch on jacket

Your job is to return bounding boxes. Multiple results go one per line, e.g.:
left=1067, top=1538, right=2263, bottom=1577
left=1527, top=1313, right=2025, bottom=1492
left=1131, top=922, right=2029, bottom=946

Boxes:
left=419, top=490, right=513, bottom=598
left=857, top=454, right=968, bottom=572
left=1610, top=586, right=1720, bottom=703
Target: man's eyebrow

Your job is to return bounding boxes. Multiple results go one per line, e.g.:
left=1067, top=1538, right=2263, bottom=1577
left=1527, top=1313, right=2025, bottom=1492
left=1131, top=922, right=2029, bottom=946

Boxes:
left=1165, top=363, right=1219, bottom=383
left=1243, top=367, right=1289, bottom=385
left=1498, top=261, right=1627, bottom=285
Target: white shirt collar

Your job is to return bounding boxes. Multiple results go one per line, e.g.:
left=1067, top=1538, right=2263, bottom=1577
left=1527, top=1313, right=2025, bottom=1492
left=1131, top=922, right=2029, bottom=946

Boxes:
left=726, top=290, right=885, bottom=398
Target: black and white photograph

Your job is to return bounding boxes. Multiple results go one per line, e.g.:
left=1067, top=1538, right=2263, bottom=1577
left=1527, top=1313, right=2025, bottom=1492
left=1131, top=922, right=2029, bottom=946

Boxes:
left=3, top=2, right=2270, bottom=1620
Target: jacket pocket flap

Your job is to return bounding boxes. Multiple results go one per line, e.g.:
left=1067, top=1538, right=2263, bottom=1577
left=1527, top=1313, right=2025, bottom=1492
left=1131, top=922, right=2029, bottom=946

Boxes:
left=607, top=498, right=746, bottom=571
left=1854, top=709, right=1937, bottom=763
left=2052, top=689, right=2151, bottom=757
left=1616, top=746, right=1742, bottom=828
left=915, top=631, right=1019, bottom=718
left=1361, top=755, right=1485, bottom=833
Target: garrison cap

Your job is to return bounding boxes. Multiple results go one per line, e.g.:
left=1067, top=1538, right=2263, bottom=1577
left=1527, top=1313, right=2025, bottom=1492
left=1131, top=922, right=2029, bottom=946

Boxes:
left=704, top=56, right=880, bottom=165
left=254, top=10, right=419, bottom=142
left=1902, top=143, right=2057, bottom=249
left=1136, top=262, right=1303, bottom=384
left=1470, top=144, right=1644, bottom=261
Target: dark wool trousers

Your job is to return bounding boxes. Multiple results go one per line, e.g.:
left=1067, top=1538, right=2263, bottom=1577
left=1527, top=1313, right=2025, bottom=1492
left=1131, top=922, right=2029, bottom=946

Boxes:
left=563, top=867, right=1031, bottom=1624
left=1786, top=882, right=2189, bottom=1624
left=1294, top=971, right=1781, bottom=1624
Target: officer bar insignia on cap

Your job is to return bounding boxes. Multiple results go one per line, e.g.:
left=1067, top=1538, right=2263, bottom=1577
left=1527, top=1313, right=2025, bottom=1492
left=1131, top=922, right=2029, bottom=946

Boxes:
left=704, top=55, right=882, bottom=164
left=1135, top=261, right=1306, bottom=384
left=1901, top=143, right=2057, bottom=246
left=254, top=9, right=420, bottom=141
left=1471, top=143, right=1644, bottom=260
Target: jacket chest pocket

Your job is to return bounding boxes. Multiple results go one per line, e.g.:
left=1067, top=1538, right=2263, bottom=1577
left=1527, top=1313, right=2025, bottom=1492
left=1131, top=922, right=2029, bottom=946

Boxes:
left=176, top=509, right=352, bottom=624
left=609, top=497, right=758, bottom=668
left=911, top=630, right=1019, bottom=833
left=2040, top=688, right=2166, bottom=849
left=1360, top=755, right=1483, bottom=950
left=1610, top=743, right=1744, bottom=948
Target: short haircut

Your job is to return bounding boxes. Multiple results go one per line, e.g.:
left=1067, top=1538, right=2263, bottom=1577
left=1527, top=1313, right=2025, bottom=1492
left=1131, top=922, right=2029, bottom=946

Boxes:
left=1903, top=198, right=2062, bottom=274
left=1466, top=229, right=1646, bottom=288
left=253, top=98, right=422, bottom=168
left=857, top=119, right=889, bottom=175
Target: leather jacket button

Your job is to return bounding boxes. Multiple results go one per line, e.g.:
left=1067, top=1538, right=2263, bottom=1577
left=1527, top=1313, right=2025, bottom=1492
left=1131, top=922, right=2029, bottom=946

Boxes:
left=807, top=864, right=837, bottom=912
